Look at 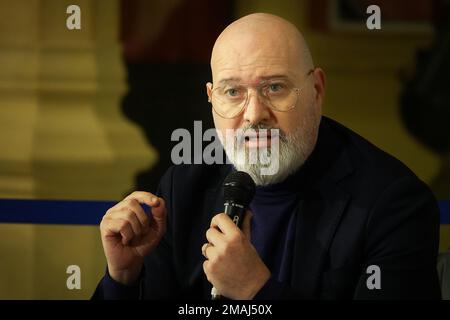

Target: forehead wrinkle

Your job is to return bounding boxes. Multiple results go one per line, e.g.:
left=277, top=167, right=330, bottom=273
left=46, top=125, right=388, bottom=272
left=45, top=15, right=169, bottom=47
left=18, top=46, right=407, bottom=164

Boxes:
left=218, top=75, right=289, bottom=86
left=215, top=63, right=296, bottom=86
left=213, top=47, right=299, bottom=85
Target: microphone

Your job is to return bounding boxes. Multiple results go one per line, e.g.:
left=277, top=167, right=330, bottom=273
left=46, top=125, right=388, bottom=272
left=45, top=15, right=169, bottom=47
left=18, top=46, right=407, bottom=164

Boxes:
left=211, top=171, right=256, bottom=300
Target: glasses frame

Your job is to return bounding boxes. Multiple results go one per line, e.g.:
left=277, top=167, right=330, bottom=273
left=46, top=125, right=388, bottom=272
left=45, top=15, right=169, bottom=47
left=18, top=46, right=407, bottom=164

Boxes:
left=208, top=68, right=315, bottom=119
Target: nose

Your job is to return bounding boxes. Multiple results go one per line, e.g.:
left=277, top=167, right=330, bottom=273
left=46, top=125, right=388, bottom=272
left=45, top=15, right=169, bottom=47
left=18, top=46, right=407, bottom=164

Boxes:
left=242, top=89, right=272, bottom=125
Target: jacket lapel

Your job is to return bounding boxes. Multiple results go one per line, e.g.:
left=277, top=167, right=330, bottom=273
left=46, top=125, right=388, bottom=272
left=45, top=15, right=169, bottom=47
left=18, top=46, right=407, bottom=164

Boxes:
left=291, top=182, right=350, bottom=298
left=290, top=118, right=354, bottom=298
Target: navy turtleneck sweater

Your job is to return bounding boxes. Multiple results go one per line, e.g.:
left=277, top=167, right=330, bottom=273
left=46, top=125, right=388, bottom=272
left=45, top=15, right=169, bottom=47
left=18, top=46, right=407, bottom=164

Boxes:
left=250, top=170, right=303, bottom=298
left=250, top=174, right=301, bottom=283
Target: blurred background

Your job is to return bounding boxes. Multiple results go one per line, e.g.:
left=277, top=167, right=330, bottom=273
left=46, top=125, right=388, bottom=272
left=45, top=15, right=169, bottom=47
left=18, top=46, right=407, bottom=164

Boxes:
left=0, top=0, right=448, bottom=299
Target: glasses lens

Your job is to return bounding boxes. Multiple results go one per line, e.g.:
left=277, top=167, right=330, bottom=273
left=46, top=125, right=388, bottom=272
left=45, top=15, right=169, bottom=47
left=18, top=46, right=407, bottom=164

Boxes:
left=263, top=83, right=298, bottom=111
left=211, top=86, right=247, bottom=118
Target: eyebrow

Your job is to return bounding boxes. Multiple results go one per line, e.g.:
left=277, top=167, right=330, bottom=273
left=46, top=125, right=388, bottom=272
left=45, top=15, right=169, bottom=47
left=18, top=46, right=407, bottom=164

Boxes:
left=217, top=75, right=290, bottom=85
left=218, top=77, right=240, bottom=85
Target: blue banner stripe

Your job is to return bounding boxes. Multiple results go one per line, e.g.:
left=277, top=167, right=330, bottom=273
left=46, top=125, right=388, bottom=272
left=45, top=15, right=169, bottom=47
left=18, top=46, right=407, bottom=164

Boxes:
left=0, top=199, right=116, bottom=225
left=440, top=201, right=450, bottom=224
left=0, top=199, right=449, bottom=225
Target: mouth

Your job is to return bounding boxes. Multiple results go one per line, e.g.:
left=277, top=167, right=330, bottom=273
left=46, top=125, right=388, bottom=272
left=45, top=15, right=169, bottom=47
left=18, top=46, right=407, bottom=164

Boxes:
left=242, top=129, right=280, bottom=148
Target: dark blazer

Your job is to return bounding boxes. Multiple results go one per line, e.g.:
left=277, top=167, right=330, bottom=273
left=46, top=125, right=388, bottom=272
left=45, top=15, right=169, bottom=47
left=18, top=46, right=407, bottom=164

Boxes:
left=96, top=116, right=441, bottom=299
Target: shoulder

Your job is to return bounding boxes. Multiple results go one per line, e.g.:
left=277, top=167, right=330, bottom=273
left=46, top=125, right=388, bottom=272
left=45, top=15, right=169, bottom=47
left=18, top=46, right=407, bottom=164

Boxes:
left=323, top=117, right=422, bottom=188
left=320, top=117, right=438, bottom=217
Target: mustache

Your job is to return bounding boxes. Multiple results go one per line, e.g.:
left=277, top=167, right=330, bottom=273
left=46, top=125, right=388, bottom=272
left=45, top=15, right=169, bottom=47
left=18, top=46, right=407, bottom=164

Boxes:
left=239, top=124, right=287, bottom=142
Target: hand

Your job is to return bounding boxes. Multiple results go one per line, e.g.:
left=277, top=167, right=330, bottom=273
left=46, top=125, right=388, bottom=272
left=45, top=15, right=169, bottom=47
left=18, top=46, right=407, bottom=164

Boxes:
left=202, top=211, right=270, bottom=300
left=100, top=191, right=167, bottom=285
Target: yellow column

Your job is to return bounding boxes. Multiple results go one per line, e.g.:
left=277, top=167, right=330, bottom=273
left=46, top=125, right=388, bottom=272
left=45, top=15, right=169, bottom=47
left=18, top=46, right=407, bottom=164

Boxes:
left=0, top=0, right=40, bottom=299
left=0, top=0, right=155, bottom=298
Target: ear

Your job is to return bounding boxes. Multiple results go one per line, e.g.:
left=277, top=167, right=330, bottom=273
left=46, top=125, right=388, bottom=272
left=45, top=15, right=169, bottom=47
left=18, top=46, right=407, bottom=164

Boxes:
left=206, top=82, right=213, bottom=102
left=312, top=68, right=326, bottom=107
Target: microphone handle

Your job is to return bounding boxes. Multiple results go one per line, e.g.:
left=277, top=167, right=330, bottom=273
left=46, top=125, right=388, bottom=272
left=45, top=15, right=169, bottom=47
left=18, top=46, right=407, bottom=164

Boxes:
left=224, top=202, right=246, bottom=229
left=211, top=201, right=247, bottom=300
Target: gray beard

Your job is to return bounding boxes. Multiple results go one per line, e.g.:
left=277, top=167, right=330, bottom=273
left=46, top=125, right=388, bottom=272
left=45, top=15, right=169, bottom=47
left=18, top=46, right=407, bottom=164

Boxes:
left=220, top=119, right=318, bottom=186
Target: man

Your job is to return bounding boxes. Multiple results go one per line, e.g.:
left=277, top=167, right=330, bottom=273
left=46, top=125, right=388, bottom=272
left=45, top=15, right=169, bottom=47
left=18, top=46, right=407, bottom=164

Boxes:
left=93, top=13, right=441, bottom=299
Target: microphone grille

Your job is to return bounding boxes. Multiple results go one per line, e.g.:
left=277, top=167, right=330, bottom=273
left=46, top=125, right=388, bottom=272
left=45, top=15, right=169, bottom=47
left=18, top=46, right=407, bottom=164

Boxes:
left=223, top=171, right=256, bottom=206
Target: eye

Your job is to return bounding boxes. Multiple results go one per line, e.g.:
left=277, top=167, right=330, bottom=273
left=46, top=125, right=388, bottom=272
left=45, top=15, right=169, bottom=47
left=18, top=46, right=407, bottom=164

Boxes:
left=268, top=83, right=284, bottom=92
left=264, top=82, right=288, bottom=96
left=223, top=87, right=244, bottom=99
left=225, top=88, right=239, bottom=97
left=267, top=82, right=286, bottom=94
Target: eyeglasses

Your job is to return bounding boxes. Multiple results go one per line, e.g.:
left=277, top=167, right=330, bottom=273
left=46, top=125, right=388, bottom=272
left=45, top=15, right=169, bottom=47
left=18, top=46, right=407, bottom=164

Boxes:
left=208, top=69, right=314, bottom=119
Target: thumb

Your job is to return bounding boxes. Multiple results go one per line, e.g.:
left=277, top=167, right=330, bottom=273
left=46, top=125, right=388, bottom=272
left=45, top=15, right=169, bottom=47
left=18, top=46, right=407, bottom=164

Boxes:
left=242, top=210, right=253, bottom=239
left=150, top=197, right=167, bottom=233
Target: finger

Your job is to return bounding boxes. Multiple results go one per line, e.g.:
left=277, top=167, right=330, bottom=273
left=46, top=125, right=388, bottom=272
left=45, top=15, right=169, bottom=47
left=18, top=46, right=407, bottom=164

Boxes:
left=109, top=209, right=142, bottom=237
left=124, top=191, right=162, bottom=208
left=201, top=242, right=217, bottom=260
left=102, top=218, right=135, bottom=245
left=113, top=199, right=149, bottom=230
left=203, top=260, right=210, bottom=279
left=123, top=192, right=167, bottom=235
left=242, top=210, right=253, bottom=239
left=150, top=196, right=166, bottom=218
left=118, top=222, right=134, bottom=245
left=206, top=227, right=225, bottom=246
left=149, top=197, right=167, bottom=234
left=210, top=213, right=239, bottom=237
left=202, top=259, right=217, bottom=286
left=104, top=200, right=125, bottom=215
left=201, top=243, right=209, bottom=259
left=125, top=199, right=150, bottom=231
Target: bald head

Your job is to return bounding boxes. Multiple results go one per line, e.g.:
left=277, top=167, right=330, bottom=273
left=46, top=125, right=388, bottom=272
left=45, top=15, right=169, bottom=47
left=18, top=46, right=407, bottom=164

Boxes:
left=207, top=14, right=325, bottom=186
left=210, top=13, right=314, bottom=84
